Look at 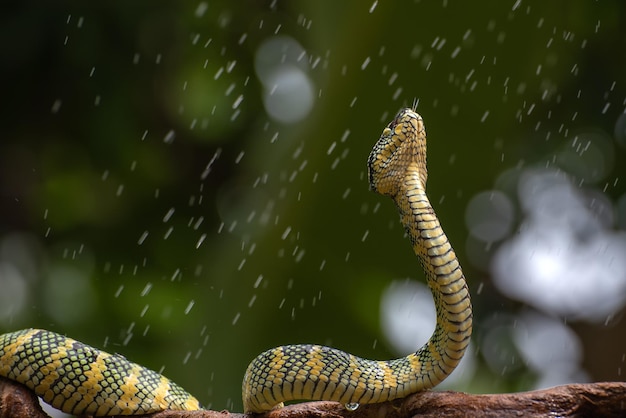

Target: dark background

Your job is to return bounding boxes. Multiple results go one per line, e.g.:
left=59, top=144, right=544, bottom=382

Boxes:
left=1, top=1, right=625, bottom=413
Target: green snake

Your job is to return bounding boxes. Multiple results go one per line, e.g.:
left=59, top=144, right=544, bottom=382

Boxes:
left=0, top=108, right=472, bottom=415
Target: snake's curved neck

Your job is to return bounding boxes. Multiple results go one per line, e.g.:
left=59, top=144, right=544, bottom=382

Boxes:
left=394, top=167, right=472, bottom=386
left=242, top=108, right=473, bottom=413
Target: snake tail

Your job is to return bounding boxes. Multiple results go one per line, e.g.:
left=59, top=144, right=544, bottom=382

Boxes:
left=241, top=108, right=472, bottom=413
left=0, top=328, right=200, bottom=416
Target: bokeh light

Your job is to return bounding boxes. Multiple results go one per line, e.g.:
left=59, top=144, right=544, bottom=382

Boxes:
left=465, top=190, right=515, bottom=243
left=614, top=112, right=626, bottom=149
left=0, top=233, right=40, bottom=323
left=380, top=279, right=475, bottom=388
left=492, top=168, right=626, bottom=321
left=555, top=130, right=615, bottom=185
left=2, top=2, right=626, bottom=411
left=255, top=36, right=314, bottom=124
left=512, top=310, right=589, bottom=389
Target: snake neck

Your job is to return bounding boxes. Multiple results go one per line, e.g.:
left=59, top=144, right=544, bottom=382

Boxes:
left=241, top=109, right=471, bottom=412
left=395, top=167, right=472, bottom=381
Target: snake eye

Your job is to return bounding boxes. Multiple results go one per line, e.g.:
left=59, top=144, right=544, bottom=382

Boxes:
left=390, top=108, right=410, bottom=128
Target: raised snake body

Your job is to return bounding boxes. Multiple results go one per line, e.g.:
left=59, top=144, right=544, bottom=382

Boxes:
left=0, top=108, right=472, bottom=415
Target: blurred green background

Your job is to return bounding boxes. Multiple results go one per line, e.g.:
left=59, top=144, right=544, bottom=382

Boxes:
left=1, top=1, right=626, bottom=414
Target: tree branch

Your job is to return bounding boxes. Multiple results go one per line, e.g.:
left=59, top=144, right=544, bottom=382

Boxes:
left=1, top=378, right=624, bottom=418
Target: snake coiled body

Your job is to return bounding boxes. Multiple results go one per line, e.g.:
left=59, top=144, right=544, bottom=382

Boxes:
left=0, top=108, right=472, bottom=415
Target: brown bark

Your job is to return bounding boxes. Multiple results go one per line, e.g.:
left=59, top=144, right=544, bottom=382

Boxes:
left=1, top=377, right=624, bottom=418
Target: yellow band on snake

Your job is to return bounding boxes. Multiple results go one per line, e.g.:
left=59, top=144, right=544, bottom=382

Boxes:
left=241, top=108, right=472, bottom=412
left=0, top=328, right=200, bottom=415
left=0, top=108, right=472, bottom=416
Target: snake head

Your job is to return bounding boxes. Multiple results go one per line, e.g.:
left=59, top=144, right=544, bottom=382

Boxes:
left=367, top=108, right=428, bottom=197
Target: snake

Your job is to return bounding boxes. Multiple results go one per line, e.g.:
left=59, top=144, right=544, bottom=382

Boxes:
left=0, top=108, right=472, bottom=416
left=0, top=328, right=200, bottom=415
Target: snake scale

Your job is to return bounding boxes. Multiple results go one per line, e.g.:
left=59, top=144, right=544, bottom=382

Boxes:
left=0, top=108, right=472, bottom=415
